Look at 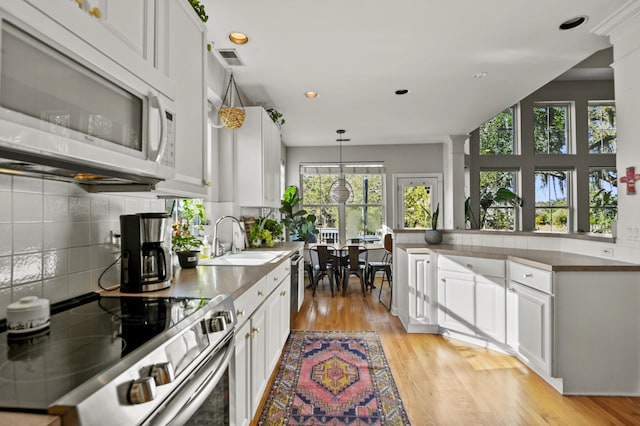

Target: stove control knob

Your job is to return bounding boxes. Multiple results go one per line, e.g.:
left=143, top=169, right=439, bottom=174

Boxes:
left=129, top=377, right=156, bottom=404
left=215, top=310, right=233, bottom=324
left=151, top=362, right=175, bottom=386
left=208, top=316, right=227, bottom=332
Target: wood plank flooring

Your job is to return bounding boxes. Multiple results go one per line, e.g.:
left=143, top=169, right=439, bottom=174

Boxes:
left=253, top=276, right=640, bottom=425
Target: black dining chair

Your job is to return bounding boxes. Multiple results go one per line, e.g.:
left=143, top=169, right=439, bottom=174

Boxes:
left=342, top=245, right=368, bottom=296
left=368, top=234, right=393, bottom=310
left=310, top=245, right=338, bottom=297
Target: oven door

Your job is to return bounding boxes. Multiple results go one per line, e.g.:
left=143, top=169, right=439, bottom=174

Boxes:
left=147, top=334, right=234, bottom=426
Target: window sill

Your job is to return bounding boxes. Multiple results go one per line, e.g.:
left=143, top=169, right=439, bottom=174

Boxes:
left=394, top=228, right=615, bottom=243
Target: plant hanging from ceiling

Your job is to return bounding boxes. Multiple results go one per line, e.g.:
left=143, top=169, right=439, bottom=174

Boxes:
left=187, top=0, right=208, bottom=23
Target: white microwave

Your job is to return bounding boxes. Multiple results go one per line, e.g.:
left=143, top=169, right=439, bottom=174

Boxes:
left=0, top=6, right=175, bottom=190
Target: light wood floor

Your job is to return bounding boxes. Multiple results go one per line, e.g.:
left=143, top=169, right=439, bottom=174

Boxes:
left=254, top=276, right=640, bottom=425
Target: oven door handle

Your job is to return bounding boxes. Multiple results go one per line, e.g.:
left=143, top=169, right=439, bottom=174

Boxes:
left=149, top=335, right=234, bottom=426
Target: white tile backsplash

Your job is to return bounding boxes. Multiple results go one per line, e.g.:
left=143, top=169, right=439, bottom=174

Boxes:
left=69, top=246, right=91, bottom=274
left=44, top=195, right=70, bottom=222
left=13, top=223, right=43, bottom=254
left=0, top=175, right=171, bottom=319
left=13, top=192, right=43, bottom=222
left=0, top=224, right=11, bottom=256
left=0, top=191, right=11, bottom=223
left=12, top=252, right=42, bottom=284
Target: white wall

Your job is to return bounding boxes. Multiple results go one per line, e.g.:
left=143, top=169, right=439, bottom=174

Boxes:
left=606, top=9, right=640, bottom=257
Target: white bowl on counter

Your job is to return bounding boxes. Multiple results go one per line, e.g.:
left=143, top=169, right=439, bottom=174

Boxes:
left=6, top=296, right=50, bottom=334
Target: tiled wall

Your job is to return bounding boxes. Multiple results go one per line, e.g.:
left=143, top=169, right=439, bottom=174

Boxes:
left=0, top=174, right=166, bottom=319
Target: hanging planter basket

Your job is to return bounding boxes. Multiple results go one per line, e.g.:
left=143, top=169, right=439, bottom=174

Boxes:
left=218, top=74, right=246, bottom=129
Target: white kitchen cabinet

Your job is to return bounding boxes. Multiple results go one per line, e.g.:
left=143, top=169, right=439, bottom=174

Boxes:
left=232, top=259, right=292, bottom=425
left=507, top=279, right=553, bottom=376
left=154, top=0, right=208, bottom=197
left=437, top=255, right=506, bottom=344
left=396, top=250, right=438, bottom=333
left=267, top=279, right=291, bottom=373
left=23, top=0, right=173, bottom=97
left=235, top=107, right=282, bottom=208
left=232, top=319, right=251, bottom=426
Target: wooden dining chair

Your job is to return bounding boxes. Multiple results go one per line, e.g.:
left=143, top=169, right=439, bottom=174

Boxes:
left=342, top=245, right=368, bottom=296
left=310, top=245, right=337, bottom=296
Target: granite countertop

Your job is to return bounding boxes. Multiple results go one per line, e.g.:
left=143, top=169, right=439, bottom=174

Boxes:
left=102, top=242, right=304, bottom=300
left=397, top=243, right=640, bottom=272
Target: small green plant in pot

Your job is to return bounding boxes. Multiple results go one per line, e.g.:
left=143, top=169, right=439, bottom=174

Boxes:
left=172, top=199, right=205, bottom=268
left=424, top=203, right=443, bottom=245
left=249, top=216, right=273, bottom=248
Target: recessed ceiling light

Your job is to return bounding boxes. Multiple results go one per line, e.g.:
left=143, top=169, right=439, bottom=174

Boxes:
left=395, top=89, right=410, bottom=95
left=559, top=16, right=588, bottom=30
left=305, top=91, right=318, bottom=98
left=473, top=71, right=488, bottom=79
left=228, top=32, right=249, bottom=45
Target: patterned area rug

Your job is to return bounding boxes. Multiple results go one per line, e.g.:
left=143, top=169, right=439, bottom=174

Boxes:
left=258, top=330, right=411, bottom=425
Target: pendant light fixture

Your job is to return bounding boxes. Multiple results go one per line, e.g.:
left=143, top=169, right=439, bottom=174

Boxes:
left=329, top=129, right=353, bottom=203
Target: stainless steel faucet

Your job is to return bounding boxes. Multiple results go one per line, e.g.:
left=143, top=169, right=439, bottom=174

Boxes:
left=212, top=216, right=246, bottom=257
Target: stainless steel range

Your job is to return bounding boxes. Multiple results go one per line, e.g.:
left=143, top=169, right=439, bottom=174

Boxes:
left=0, top=292, right=237, bottom=425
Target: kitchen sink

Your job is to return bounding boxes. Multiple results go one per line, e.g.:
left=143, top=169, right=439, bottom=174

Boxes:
left=199, top=251, right=288, bottom=266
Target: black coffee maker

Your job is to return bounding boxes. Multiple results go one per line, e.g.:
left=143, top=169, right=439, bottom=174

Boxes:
left=120, top=213, right=172, bottom=292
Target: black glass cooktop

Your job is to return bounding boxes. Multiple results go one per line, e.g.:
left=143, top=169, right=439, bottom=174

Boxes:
left=0, top=293, right=209, bottom=412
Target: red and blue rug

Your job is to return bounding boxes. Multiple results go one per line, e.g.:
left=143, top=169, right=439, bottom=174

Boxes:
left=258, top=330, right=411, bottom=425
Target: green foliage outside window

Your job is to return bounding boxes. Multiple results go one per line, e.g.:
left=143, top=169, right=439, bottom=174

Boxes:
left=402, top=185, right=431, bottom=228
left=534, top=105, right=568, bottom=154
left=588, top=104, right=616, bottom=154
left=480, top=108, right=514, bottom=155
left=589, top=168, right=617, bottom=234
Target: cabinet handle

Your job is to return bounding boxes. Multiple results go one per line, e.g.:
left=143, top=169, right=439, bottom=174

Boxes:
left=523, top=273, right=533, bottom=278
left=236, top=309, right=245, bottom=317
left=274, top=276, right=279, bottom=281
left=204, top=181, right=212, bottom=187
left=508, top=288, right=516, bottom=293
left=252, top=326, right=260, bottom=334
left=280, top=290, right=286, bottom=296
left=285, top=267, right=290, bottom=271
left=441, top=278, right=446, bottom=282
left=466, top=264, right=473, bottom=269
left=89, top=7, right=102, bottom=19
left=258, top=290, right=265, bottom=296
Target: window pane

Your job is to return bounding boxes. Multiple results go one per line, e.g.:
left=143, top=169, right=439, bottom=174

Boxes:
left=403, top=185, right=431, bottom=228
left=479, top=171, right=517, bottom=230
left=588, top=104, right=616, bottom=154
left=302, top=173, right=337, bottom=204
left=346, top=206, right=382, bottom=241
left=535, top=171, right=569, bottom=233
left=480, top=108, right=514, bottom=155
left=589, top=168, right=617, bottom=234
left=346, top=174, right=383, bottom=204
left=534, top=105, right=568, bottom=154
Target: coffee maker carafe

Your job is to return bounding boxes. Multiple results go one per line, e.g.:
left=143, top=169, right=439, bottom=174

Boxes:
left=120, top=213, right=172, bottom=292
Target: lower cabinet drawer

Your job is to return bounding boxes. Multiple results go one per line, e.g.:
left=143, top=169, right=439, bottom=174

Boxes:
left=508, top=262, right=553, bottom=294
left=234, top=276, right=268, bottom=325
left=267, top=260, right=290, bottom=292
left=438, top=254, right=505, bottom=278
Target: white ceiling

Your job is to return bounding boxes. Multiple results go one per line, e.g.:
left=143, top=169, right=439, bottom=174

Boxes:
left=203, top=0, right=625, bottom=147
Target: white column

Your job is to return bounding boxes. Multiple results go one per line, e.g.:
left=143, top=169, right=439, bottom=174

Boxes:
left=443, top=135, right=467, bottom=230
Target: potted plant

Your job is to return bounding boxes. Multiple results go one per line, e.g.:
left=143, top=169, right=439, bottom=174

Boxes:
left=279, top=185, right=318, bottom=243
left=424, top=203, right=443, bottom=244
left=249, top=216, right=273, bottom=248
left=172, top=199, right=205, bottom=268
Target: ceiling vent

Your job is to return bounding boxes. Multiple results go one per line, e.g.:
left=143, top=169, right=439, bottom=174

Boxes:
left=216, top=49, right=244, bottom=66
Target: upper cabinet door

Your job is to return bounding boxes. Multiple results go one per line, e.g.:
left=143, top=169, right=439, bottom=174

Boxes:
left=236, top=107, right=282, bottom=208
